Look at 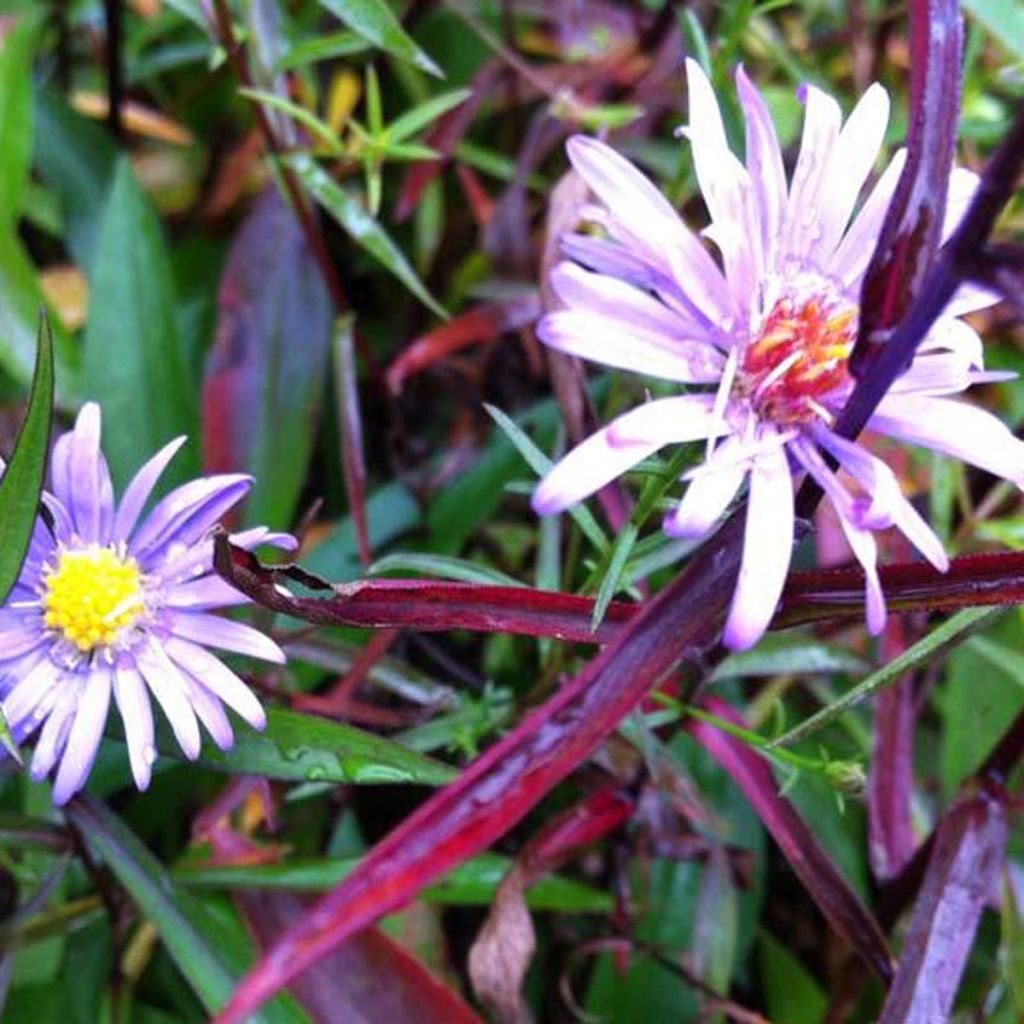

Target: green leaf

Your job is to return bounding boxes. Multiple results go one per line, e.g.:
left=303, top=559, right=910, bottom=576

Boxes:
left=0, top=225, right=76, bottom=399
left=770, top=607, right=1001, bottom=750
left=963, top=0, right=1024, bottom=58
left=274, top=31, right=371, bottom=73
left=165, top=708, right=456, bottom=787
left=368, top=551, right=525, bottom=587
left=65, top=795, right=308, bottom=1024
left=712, top=634, right=868, bottom=681
left=0, top=312, right=53, bottom=603
left=316, top=0, right=442, bottom=77
left=238, top=88, right=343, bottom=154
left=385, top=88, right=471, bottom=143
left=83, top=156, right=200, bottom=491
left=592, top=523, right=637, bottom=628
left=938, top=616, right=1024, bottom=797
left=33, top=88, right=118, bottom=269
left=0, top=8, right=41, bottom=227
left=483, top=403, right=608, bottom=554
left=286, top=152, right=446, bottom=318
left=175, top=851, right=611, bottom=912
left=758, top=932, right=827, bottom=1024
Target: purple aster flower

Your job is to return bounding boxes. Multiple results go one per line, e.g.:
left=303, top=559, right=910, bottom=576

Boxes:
left=533, top=60, right=1024, bottom=650
left=0, top=403, right=295, bottom=804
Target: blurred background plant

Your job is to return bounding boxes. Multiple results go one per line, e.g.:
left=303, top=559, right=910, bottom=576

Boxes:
left=0, top=1, right=1023, bottom=1022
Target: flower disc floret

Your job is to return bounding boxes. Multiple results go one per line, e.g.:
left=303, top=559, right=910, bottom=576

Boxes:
left=43, top=545, right=145, bottom=653
left=740, top=291, right=856, bottom=425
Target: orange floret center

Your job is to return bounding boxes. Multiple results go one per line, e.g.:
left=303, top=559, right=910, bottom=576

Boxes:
left=740, top=294, right=857, bottom=425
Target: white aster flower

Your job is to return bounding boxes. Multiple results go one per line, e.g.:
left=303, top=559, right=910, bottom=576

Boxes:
left=532, top=60, right=1023, bottom=650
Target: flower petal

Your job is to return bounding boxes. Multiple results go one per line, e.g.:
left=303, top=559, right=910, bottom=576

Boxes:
left=811, top=83, right=890, bottom=262
left=52, top=666, right=111, bottom=805
left=828, top=150, right=906, bottom=290
left=565, top=135, right=733, bottom=323
left=30, top=686, right=80, bottom=781
left=533, top=430, right=660, bottom=516
left=871, top=395, right=1024, bottom=488
left=135, top=639, right=202, bottom=760
left=722, top=435, right=794, bottom=650
left=51, top=403, right=116, bottom=544
left=179, top=675, right=234, bottom=750
left=164, top=637, right=266, bottom=730
left=685, top=59, right=761, bottom=309
left=736, top=64, right=787, bottom=262
left=550, top=261, right=712, bottom=343
left=167, top=611, right=286, bottom=664
left=163, top=575, right=247, bottom=610
left=112, top=666, right=155, bottom=791
left=665, top=437, right=747, bottom=538
left=538, top=310, right=724, bottom=383
left=131, top=474, right=252, bottom=565
left=113, top=435, right=187, bottom=542
left=792, top=438, right=888, bottom=635
left=605, top=395, right=728, bottom=446
left=3, top=658, right=62, bottom=731
left=814, top=427, right=948, bottom=572
left=779, top=85, right=842, bottom=266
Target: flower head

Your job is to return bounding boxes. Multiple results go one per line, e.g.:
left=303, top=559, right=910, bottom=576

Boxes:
left=533, top=60, right=1023, bottom=650
left=0, top=403, right=294, bottom=804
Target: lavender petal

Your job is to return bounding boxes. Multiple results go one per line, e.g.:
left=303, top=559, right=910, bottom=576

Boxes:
left=722, top=436, right=794, bottom=650
left=166, top=610, right=286, bottom=664
left=112, top=665, right=155, bottom=791
left=52, top=665, right=112, bottom=805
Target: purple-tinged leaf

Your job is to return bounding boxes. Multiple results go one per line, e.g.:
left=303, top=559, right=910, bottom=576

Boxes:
left=217, top=540, right=1024, bottom=647
left=214, top=539, right=632, bottom=642
left=238, top=893, right=483, bottom=1024
left=777, top=551, right=1024, bottom=627
left=689, top=697, right=893, bottom=983
left=851, top=0, right=963, bottom=377
left=877, top=786, right=1007, bottom=1023
left=203, top=187, right=334, bottom=530
left=868, top=625, right=919, bottom=880
left=333, top=315, right=371, bottom=566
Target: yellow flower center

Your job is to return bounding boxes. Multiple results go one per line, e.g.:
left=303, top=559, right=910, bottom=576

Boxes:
left=740, top=293, right=857, bottom=425
left=43, top=545, right=145, bottom=653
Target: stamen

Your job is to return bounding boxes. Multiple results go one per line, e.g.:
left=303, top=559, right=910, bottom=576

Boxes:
left=42, top=544, right=146, bottom=653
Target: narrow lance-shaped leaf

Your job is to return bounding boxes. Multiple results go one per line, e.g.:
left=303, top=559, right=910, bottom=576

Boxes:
left=878, top=787, right=1007, bottom=1023
left=65, top=794, right=309, bottom=1024
left=0, top=311, right=53, bottom=602
left=238, top=894, right=485, bottom=1024
left=316, top=0, right=442, bottom=77
left=211, top=513, right=754, bottom=1023
left=218, top=540, right=1024, bottom=648
left=770, top=607, right=1000, bottom=749
left=286, top=152, right=447, bottom=319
